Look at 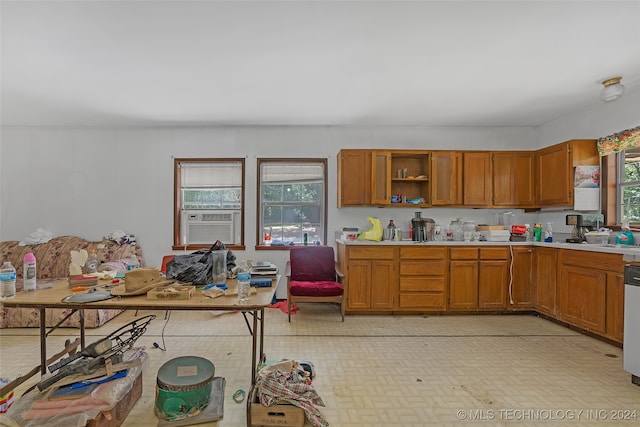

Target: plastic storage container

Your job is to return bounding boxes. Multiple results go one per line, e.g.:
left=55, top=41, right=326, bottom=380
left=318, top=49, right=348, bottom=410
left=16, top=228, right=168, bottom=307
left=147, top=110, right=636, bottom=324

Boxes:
left=23, top=252, right=37, bottom=292
left=0, top=261, right=17, bottom=299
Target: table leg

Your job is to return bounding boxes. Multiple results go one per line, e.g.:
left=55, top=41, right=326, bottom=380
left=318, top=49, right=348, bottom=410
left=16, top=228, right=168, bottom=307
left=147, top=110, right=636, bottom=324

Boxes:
left=79, top=308, right=86, bottom=349
left=251, top=310, right=258, bottom=385
left=259, top=308, right=265, bottom=361
left=39, top=308, right=46, bottom=374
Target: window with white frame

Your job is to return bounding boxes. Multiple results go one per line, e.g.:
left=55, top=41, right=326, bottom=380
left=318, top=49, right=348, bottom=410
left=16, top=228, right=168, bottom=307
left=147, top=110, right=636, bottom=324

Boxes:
left=174, top=159, right=244, bottom=248
left=618, top=147, right=640, bottom=225
left=258, top=159, right=327, bottom=247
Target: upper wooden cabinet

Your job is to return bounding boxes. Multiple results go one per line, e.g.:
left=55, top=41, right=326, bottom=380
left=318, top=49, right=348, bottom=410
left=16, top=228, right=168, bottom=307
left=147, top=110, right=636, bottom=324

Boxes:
left=492, top=152, right=535, bottom=207
left=431, top=151, right=462, bottom=205
left=431, top=150, right=533, bottom=208
left=536, top=139, right=598, bottom=207
left=371, top=150, right=430, bottom=206
left=337, top=150, right=372, bottom=207
left=463, top=152, right=492, bottom=206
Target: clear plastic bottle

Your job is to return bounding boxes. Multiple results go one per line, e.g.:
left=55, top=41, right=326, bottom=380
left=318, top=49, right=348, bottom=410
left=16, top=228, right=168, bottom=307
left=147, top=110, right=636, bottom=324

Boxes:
left=544, top=222, right=553, bottom=242
left=126, top=254, right=140, bottom=270
left=236, top=261, right=251, bottom=303
left=0, top=261, right=17, bottom=299
left=23, top=252, right=37, bottom=292
left=85, top=249, right=98, bottom=274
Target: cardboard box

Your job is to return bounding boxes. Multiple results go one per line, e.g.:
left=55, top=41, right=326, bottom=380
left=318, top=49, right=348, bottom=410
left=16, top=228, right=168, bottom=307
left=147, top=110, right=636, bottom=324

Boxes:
left=86, top=372, right=142, bottom=427
left=247, top=386, right=305, bottom=427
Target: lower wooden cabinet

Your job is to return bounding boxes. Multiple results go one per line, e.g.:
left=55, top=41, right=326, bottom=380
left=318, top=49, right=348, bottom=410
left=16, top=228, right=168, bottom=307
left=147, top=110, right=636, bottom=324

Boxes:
left=337, top=242, right=624, bottom=344
left=606, top=272, right=625, bottom=342
left=534, top=247, right=558, bottom=316
left=559, top=264, right=607, bottom=333
left=398, top=246, right=447, bottom=310
left=558, top=249, right=624, bottom=340
left=509, top=247, right=534, bottom=309
left=449, top=247, right=508, bottom=310
left=339, top=246, right=396, bottom=311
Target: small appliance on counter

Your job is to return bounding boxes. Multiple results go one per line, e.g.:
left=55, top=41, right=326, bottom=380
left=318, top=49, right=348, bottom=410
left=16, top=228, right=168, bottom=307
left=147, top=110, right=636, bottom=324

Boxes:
left=411, top=212, right=435, bottom=242
left=565, top=214, right=586, bottom=243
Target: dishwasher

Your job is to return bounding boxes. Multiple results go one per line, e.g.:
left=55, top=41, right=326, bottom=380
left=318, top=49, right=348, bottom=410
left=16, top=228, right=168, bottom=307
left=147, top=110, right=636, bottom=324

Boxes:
left=623, top=265, right=640, bottom=386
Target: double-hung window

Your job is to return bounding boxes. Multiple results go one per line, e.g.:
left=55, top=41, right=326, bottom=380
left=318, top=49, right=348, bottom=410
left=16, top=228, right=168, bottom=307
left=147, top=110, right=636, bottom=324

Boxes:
left=618, top=147, right=640, bottom=225
left=174, top=159, right=245, bottom=249
left=258, top=159, right=327, bottom=247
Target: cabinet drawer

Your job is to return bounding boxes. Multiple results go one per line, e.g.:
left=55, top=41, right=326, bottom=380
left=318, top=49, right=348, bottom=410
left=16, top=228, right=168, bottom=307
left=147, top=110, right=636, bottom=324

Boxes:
left=348, top=247, right=394, bottom=260
left=399, top=293, right=445, bottom=309
left=560, top=249, right=623, bottom=272
left=450, top=247, right=478, bottom=260
left=400, top=277, right=445, bottom=292
left=400, top=260, right=446, bottom=276
left=480, top=247, right=509, bottom=260
left=400, top=247, right=446, bottom=260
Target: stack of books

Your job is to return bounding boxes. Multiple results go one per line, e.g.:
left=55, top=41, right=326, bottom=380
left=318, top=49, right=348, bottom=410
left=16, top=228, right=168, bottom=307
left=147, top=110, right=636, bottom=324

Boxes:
left=248, top=261, right=278, bottom=276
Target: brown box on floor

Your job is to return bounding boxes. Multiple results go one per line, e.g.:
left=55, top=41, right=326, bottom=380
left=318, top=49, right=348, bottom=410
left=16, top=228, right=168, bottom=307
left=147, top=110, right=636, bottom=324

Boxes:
left=86, top=372, right=143, bottom=427
left=247, top=385, right=305, bottom=427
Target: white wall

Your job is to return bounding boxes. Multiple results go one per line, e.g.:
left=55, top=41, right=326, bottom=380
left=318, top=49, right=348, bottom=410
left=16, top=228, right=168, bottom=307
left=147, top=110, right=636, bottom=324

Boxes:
left=1, top=87, right=637, bottom=296
left=0, top=125, right=535, bottom=284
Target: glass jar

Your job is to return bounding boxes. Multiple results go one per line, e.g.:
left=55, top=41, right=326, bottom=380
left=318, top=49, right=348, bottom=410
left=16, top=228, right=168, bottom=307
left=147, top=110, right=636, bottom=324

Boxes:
left=463, top=221, right=476, bottom=241
left=449, top=218, right=464, bottom=241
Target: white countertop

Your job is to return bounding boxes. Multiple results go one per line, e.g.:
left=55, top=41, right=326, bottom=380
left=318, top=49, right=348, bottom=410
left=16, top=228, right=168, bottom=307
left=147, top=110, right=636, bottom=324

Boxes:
left=336, top=238, right=640, bottom=259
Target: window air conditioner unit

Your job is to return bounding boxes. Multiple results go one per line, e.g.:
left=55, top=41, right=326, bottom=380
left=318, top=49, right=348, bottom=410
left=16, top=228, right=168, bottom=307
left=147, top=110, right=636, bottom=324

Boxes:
left=183, top=210, right=240, bottom=245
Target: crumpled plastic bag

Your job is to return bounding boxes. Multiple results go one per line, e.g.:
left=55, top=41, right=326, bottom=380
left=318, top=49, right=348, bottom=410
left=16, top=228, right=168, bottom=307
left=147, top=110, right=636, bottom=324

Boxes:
left=166, top=240, right=236, bottom=285
left=19, top=228, right=53, bottom=246
left=358, top=217, right=383, bottom=241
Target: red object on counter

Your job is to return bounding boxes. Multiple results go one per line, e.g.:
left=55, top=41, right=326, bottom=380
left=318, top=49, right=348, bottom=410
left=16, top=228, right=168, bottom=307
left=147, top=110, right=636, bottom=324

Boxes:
left=511, top=225, right=527, bottom=235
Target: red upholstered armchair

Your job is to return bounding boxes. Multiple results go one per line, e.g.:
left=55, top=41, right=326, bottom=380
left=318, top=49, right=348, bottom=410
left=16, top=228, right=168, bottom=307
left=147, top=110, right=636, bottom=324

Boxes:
left=286, top=246, right=345, bottom=322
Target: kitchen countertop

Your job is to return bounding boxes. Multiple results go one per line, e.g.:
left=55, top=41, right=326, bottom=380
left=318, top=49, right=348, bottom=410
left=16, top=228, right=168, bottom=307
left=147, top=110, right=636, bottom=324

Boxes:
left=336, top=238, right=640, bottom=259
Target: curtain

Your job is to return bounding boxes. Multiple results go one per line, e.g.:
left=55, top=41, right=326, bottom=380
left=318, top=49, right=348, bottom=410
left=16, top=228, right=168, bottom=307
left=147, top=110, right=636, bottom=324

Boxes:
left=597, top=125, right=640, bottom=156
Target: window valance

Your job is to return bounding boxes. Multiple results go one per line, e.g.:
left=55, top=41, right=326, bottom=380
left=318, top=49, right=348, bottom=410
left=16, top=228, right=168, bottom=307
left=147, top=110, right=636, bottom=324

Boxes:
left=597, top=125, right=640, bottom=156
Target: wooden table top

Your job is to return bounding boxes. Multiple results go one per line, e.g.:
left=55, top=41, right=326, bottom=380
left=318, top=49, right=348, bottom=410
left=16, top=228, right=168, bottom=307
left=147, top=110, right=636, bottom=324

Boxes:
left=0, top=276, right=280, bottom=312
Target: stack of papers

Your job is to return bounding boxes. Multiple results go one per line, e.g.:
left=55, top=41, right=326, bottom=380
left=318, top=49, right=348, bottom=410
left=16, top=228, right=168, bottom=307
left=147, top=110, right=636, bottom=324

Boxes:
left=248, top=261, right=278, bottom=275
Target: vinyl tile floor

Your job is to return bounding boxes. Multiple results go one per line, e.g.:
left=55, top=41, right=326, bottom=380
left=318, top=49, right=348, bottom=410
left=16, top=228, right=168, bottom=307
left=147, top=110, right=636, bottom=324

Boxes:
left=0, top=304, right=638, bottom=426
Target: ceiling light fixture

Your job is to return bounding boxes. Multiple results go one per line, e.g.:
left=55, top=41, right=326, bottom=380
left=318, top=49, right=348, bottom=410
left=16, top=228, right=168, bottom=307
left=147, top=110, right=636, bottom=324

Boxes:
left=600, top=76, right=625, bottom=102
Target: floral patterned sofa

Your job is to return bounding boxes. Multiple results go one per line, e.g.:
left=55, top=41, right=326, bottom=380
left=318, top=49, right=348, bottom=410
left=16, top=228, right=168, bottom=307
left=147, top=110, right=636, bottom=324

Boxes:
left=0, top=236, right=144, bottom=328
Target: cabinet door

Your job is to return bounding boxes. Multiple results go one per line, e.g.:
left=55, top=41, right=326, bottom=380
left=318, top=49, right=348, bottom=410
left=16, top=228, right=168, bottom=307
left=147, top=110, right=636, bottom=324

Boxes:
left=338, top=150, right=371, bottom=206
left=449, top=260, right=478, bottom=310
left=559, top=265, right=606, bottom=333
left=479, top=260, right=508, bottom=309
left=371, top=151, right=392, bottom=205
left=370, top=260, right=396, bottom=310
left=510, top=247, right=533, bottom=309
left=605, top=271, right=624, bottom=343
left=536, top=142, right=571, bottom=206
left=492, top=152, right=535, bottom=207
left=463, top=152, right=491, bottom=206
left=346, top=260, right=371, bottom=309
left=431, top=151, right=460, bottom=205
left=535, top=247, right=557, bottom=315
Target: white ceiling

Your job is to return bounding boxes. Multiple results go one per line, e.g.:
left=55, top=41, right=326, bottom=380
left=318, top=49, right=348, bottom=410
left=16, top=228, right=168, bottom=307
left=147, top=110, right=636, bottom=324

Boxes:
left=2, top=0, right=640, bottom=128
